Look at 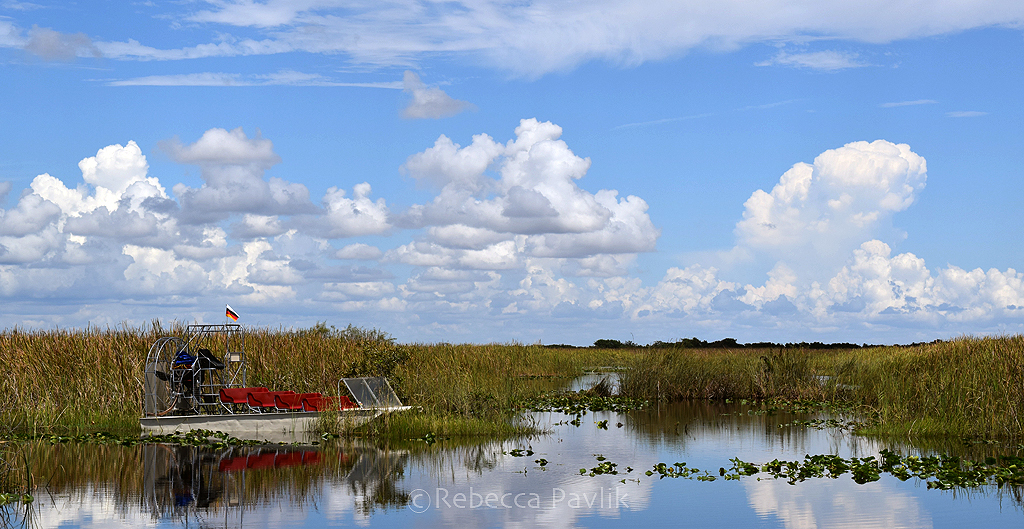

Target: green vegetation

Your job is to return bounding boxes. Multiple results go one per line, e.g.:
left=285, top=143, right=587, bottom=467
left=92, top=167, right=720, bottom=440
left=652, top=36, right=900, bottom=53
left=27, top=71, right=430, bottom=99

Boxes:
left=619, top=335, right=1024, bottom=440
left=573, top=450, right=1024, bottom=490
left=3, top=323, right=1022, bottom=442
left=0, top=323, right=631, bottom=438
left=726, top=449, right=1024, bottom=489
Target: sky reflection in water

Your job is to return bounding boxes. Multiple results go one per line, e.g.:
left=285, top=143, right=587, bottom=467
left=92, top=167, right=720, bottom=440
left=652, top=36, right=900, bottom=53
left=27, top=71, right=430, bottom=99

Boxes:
left=8, top=400, right=1023, bottom=528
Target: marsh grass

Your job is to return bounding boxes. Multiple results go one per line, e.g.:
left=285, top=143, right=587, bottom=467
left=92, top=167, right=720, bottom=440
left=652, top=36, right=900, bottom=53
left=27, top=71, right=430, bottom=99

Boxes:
left=619, top=335, right=1024, bottom=440
left=620, top=347, right=825, bottom=402
left=0, top=325, right=156, bottom=433
left=0, top=324, right=631, bottom=439
left=349, top=342, right=629, bottom=440
left=11, top=321, right=1017, bottom=441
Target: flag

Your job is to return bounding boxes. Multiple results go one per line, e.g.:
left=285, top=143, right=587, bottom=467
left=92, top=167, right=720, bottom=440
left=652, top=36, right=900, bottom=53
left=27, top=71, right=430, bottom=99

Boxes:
left=226, top=305, right=239, bottom=321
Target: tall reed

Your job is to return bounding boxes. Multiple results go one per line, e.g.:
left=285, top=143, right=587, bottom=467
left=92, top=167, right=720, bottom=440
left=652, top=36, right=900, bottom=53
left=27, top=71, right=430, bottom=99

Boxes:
left=828, top=336, right=1024, bottom=438
left=619, top=335, right=1024, bottom=439
left=0, top=325, right=157, bottom=432
left=620, top=347, right=825, bottom=401
left=0, top=323, right=629, bottom=436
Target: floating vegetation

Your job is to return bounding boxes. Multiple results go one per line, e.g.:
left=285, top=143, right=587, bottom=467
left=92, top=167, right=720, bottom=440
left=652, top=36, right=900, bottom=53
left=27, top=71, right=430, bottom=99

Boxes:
left=520, top=393, right=647, bottom=415
left=409, top=432, right=440, bottom=445
left=2, top=429, right=271, bottom=449
left=506, top=448, right=534, bottom=457
left=574, top=448, right=1024, bottom=492
left=0, top=492, right=32, bottom=506
left=778, top=418, right=868, bottom=431
left=645, top=462, right=718, bottom=481
left=580, top=455, right=630, bottom=477
left=756, top=398, right=865, bottom=415
left=727, top=449, right=1024, bottom=489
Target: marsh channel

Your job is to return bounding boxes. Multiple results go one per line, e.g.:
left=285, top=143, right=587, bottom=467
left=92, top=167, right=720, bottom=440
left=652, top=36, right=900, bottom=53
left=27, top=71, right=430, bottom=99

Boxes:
left=4, top=373, right=1022, bottom=528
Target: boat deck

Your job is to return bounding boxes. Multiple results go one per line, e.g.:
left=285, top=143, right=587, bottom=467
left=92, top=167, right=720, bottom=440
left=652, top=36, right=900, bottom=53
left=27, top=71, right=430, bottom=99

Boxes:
left=140, top=406, right=413, bottom=438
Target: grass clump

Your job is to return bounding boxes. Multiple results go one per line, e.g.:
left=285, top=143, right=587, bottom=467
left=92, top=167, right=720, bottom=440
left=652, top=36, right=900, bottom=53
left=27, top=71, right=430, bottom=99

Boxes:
left=619, top=335, right=1024, bottom=440
left=620, top=347, right=824, bottom=402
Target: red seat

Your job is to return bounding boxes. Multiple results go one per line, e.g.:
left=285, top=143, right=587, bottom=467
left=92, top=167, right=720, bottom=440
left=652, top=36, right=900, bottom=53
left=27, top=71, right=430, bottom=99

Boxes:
left=247, top=390, right=295, bottom=411
left=219, top=387, right=269, bottom=404
left=301, top=395, right=358, bottom=411
left=300, top=395, right=334, bottom=411
left=274, top=393, right=313, bottom=411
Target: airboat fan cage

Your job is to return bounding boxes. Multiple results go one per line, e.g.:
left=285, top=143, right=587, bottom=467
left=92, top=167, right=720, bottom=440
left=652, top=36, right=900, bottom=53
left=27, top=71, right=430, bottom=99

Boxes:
left=143, top=324, right=246, bottom=417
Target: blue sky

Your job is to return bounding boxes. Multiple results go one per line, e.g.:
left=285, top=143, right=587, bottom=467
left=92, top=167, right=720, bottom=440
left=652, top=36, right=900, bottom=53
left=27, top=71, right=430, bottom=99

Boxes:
left=1, top=1, right=1023, bottom=345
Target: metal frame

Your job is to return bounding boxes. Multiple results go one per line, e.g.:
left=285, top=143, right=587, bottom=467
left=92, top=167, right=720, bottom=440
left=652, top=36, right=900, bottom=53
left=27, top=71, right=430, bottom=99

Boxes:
left=143, top=324, right=246, bottom=417
left=339, top=377, right=403, bottom=408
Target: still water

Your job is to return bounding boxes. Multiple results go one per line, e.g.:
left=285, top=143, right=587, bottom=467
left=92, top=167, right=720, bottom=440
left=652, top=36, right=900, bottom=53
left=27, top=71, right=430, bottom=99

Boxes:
left=5, top=396, right=1022, bottom=528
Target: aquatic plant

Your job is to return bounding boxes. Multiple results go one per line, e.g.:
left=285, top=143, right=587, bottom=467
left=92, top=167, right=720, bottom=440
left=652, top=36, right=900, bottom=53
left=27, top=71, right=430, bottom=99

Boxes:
left=618, top=335, right=1024, bottom=439
left=726, top=449, right=1024, bottom=489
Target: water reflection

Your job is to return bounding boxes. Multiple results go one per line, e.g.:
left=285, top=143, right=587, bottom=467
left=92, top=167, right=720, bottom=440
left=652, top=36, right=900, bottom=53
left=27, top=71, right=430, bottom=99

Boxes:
left=5, top=400, right=1023, bottom=528
left=3, top=439, right=411, bottom=528
left=744, top=478, right=932, bottom=529
left=142, top=444, right=332, bottom=518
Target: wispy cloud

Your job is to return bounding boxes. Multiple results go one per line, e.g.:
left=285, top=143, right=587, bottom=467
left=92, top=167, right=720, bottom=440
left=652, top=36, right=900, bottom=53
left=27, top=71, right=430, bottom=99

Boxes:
left=2, top=1, right=45, bottom=11
left=880, top=99, right=937, bottom=108
left=612, top=113, right=715, bottom=130
left=946, top=110, right=988, bottom=118
left=106, top=70, right=402, bottom=88
left=757, top=50, right=867, bottom=71
left=737, top=100, right=798, bottom=111
left=76, top=1, right=1024, bottom=76
left=24, top=25, right=100, bottom=61
left=615, top=100, right=794, bottom=130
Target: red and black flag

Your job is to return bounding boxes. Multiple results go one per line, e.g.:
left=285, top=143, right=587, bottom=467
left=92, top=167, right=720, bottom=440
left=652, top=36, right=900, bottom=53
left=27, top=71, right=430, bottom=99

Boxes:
left=226, top=304, right=239, bottom=321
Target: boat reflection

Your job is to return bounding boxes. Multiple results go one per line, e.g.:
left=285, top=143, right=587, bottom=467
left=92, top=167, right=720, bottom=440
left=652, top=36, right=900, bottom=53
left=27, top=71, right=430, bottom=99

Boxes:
left=140, top=441, right=410, bottom=523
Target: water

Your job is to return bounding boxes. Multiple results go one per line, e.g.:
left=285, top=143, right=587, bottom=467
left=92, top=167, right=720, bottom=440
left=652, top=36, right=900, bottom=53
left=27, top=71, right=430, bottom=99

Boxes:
left=4, top=399, right=1022, bottom=527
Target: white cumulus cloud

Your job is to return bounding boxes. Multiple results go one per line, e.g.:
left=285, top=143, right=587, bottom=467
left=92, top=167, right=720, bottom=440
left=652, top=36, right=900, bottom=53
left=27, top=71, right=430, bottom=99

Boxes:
left=1, top=122, right=1022, bottom=343
left=734, top=139, right=926, bottom=276
left=401, top=118, right=658, bottom=261
left=164, top=128, right=317, bottom=223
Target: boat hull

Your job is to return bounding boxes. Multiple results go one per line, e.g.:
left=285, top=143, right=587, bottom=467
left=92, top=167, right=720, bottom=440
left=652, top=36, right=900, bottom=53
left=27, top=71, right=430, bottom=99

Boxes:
left=140, top=406, right=412, bottom=440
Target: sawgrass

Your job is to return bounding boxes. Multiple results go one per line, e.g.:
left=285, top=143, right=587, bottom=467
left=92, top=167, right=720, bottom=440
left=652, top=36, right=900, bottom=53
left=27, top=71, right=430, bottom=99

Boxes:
left=619, top=335, right=1024, bottom=440
left=8, top=321, right=1017, bottom=440
left=0, top=323, right=630, bottom=438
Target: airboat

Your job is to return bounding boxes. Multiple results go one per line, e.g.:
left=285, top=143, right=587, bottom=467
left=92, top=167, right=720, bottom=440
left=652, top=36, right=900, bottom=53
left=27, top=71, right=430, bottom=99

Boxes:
left=141, top=324, right=411, bottom=439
